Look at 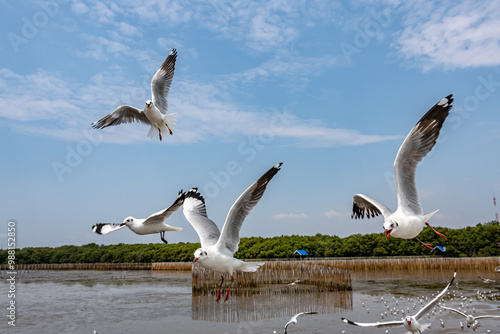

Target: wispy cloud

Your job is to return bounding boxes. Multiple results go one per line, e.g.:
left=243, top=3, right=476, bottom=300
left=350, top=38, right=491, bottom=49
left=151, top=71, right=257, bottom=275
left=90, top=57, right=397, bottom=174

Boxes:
left=396, top=0, right=500, bottom=70
left=221, top=52, right=341, bottom=91
left=72, top=0, right=341, bottom=53
left=272, top=213, right=308, bottom=220
left=76, top=34, right=131, bottom=60
left=324, top=210, right=342, bottom=218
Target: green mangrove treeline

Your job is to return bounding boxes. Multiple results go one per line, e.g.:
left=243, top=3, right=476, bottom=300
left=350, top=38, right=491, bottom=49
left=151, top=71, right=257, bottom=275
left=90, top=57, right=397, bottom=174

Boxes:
left=2, top=222, right=499, bottom=264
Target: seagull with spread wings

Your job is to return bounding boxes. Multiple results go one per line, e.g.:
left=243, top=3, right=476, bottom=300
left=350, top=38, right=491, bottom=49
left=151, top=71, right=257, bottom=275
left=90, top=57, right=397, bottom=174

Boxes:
left=441, top=305, right=500, bottom=328
left=283, top=312, right=317, bottom=334
left=342, top=271, right=456, bottom=333
left=183, top=163, right=282, bottom=301
left=92, top=190, right=184, bottom=244
left=91, top=48, right=178, bottom=141
left=351, top=95, right=454, bottom=250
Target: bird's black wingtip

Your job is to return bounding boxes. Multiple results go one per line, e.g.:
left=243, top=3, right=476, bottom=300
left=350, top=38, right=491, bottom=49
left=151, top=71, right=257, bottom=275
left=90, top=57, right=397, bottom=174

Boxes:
left=437, top=94, right=453, bottom=107
left=92, top=224, right=103, bottom=235
left=176, top=190, right=186, bottom=201
left=186, top=188, right=204, bottom=203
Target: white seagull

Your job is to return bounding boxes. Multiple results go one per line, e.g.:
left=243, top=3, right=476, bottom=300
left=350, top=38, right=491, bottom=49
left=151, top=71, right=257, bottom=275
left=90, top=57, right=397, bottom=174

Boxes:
left=91, top=48, right=178, bottom=141
left=183, top=163, right=282, bottom=301
left=283, top=311, right=318, bottom=334
left=441, top=305, right=500, bottom=328
left=92, top=190, right=184, bottom=244
left=478, top=276, right=496, bottom=283
left=342, top=271, right=456, bottom=334
left=351, top=94, right=453, bottom=250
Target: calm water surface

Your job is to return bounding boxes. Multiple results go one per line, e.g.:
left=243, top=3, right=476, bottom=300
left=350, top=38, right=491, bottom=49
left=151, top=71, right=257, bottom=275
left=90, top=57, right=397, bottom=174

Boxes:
left=1, top=269, right=499, bottom=333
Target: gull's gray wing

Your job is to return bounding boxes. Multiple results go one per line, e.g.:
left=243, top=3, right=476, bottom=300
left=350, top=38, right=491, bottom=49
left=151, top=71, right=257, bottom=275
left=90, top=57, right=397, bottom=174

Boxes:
left=151, top=48, right=177, bottom=114
left=182, top=188, right=220, bottom=247
left=394, top=94, right=453, bottom=215
left=143, top=190, right=185, bottom=227
left=415, top=270, right=456, bottom=321
left=352, top=194, right=393, bottom=219
left=475, top=315, right=500, bottom=320
left=216, top=163, right=282, bottom=254
left=342, top=317, right=403, bottom=328
left=91, top=105, right=151, bottom=129
left=92, top=223, right=126, bottom=235
left=440, top=306, right=467, bottom=318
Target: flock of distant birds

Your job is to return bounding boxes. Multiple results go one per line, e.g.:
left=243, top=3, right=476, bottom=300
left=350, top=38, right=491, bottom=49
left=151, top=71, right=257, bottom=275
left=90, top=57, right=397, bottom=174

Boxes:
left=88, top=50, right=499, bottom=332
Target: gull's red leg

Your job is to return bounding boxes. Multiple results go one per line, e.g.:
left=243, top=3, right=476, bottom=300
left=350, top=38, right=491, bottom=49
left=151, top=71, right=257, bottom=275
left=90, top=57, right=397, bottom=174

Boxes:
left=224, top=275, right=234, bottom=301
left=216, top=275, right=224, bottom=302
left=425, top=222, right=447, bottom=239
left=165, top=122, right=173, bottom=135
left=414, top=237, right=434, bottom=251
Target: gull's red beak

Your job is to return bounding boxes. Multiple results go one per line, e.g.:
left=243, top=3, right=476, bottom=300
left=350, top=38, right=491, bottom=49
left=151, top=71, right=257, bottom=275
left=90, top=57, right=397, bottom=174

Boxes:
left=120, top=222, right=127, bottom=226
left=193, top=257, right=199, bottom=262
left=384, top=229, right=392, bottom=240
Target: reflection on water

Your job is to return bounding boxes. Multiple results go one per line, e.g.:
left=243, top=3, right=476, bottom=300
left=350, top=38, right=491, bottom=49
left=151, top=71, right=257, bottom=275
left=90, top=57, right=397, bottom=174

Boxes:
left=191, top=290, right=352, bottom=322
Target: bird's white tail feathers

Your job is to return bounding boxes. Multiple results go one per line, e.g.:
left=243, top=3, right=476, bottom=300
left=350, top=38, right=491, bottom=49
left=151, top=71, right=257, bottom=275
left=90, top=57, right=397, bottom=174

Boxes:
left=419, top=323, right=431, bottom=333
left=424, top=209, right=439, bottom=222
left=166, top=225, right=182, bottom=232
left=240, top=261, right=265, bottom=272
left=163, top=113, right=177, bottom=131
left=147, top=113, right=178, bottom=139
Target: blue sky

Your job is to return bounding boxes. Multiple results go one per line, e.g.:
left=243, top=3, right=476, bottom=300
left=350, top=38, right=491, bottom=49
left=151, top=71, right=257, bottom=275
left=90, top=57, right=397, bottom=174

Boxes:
left=1, top=0, right=499, bottom=248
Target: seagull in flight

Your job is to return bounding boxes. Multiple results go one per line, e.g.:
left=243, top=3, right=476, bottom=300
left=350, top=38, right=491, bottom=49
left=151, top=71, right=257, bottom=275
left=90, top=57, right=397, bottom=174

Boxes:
left=283, top=311, right=317, bottom=334
left=441, top=305, right=500, bottom=327
left=342, top=271, right=456, bottom=333
left=92, top=190, right=184, bottom=244
left=351, top=94, right=454, bottom=250
left=478, top=276, right=496, bottom=283
left=91, top=48, right=178, bottom=141
left=183, top=163, right=282, bottom=301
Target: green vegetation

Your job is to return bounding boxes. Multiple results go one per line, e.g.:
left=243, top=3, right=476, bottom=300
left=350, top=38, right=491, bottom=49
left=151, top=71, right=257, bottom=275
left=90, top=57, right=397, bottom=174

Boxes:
left=2, top=222, right=499, bottom=264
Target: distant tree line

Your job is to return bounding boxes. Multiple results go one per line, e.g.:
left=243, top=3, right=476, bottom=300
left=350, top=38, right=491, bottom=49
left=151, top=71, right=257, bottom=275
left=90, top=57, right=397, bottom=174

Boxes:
left=2, top=222, right=499, bottom=264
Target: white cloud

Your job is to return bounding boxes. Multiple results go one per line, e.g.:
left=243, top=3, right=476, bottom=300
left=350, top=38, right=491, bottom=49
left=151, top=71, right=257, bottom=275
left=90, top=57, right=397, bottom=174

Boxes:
left=71, top=1, right=90, bottom=15
left=396, top=0, right=500, bottom=70
left=0, top=69, right=80, bottom=122
left=118, top=22, right=142, bottom=37
left=93, top=1, right=117, bottom=24
left=324, top=210, right=342, bottom=218
left=77, top=34, right=130, bottom=60
left=272, top=213, right=308, bottom=220
left=79, top=0, right=341, bottom=53
left=224, top=53, right=341, bottom=89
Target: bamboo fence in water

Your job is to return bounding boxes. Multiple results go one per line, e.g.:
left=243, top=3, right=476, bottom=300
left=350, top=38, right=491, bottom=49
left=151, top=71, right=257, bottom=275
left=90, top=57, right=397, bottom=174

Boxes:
left=316, top=256, right=500, bottom=271
left=2, top=256, right=498, bottom=272
left=191, top=261, right=352, bottom=296
left=0, top=263, right=152, bottom=270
